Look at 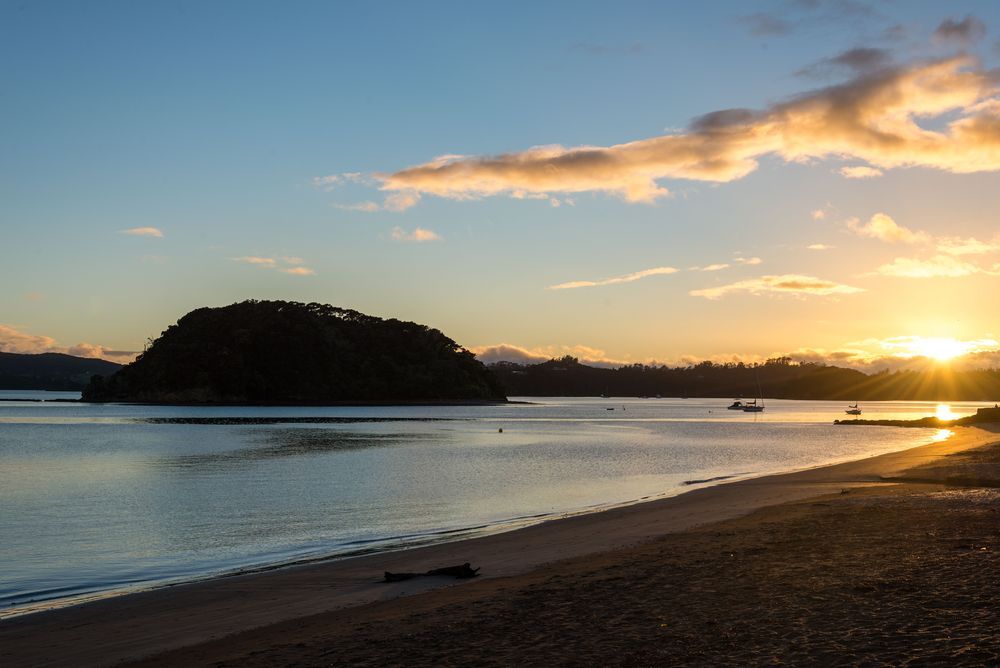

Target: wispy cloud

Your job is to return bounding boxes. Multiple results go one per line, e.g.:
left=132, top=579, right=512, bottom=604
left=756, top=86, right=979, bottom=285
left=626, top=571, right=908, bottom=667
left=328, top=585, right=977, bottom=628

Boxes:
left=690, top=274, right=865, bottom=299
left=796, top=47, right=892, bottom=79
left=335, top=191, right=421, bottom=213
left=935, top=236, right=1000, bottom=256
left=232, top=256, right=316, bottom=275
left=872, top=254, right=1000, bottom=278
left=933, top=15, right=986, bottom=45
left=119, top=227, right=163, bottom=238
left=734, top=256, right=762, bottom=265
left=838, top=165, right=883, bottom=179
left=848, top=216, right=1000, bottom=275
left=548, top=266, right=678, bottom=290
left=811, top=209, right=828, bottom=220
left=847, top=212, right=927, bottom=243
left=233, top=256, right=277, bottom=267
left=691, top=263, right=730, bottom=272
left=807, top=243, right=834, bottom=250
left=312, top=172, right=369, bottom=190
left=336, top=201, right=381, bottom=212
left=390, top=227, right=441, bottom=242
left=338, top=56, right=1000, bottom=209
left=738, top=12, right=792, bottom=37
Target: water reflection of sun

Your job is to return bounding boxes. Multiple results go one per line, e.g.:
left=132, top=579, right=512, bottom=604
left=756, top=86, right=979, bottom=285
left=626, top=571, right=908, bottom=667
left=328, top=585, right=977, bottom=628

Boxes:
left=935, top=403, right=960, bottom=421
left=932, top=429, right=953, bottom=442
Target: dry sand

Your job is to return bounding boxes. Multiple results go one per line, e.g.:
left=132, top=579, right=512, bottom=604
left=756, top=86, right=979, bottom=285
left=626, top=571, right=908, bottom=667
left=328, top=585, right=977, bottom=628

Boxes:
left=2, top=426, right=998, bottom=667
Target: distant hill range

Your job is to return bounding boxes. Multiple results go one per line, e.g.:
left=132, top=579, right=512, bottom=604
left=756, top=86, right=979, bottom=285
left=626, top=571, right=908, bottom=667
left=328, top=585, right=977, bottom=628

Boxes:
left=83, top=300, right=507, bottom=404
left=488, top=356, right=1000, bottom=402
left=0, top=352, right=121, bottom=391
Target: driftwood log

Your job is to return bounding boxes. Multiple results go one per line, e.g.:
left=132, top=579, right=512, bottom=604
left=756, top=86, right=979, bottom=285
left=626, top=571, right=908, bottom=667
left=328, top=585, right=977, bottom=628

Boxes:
left=383, top=562, right=481, bottom=582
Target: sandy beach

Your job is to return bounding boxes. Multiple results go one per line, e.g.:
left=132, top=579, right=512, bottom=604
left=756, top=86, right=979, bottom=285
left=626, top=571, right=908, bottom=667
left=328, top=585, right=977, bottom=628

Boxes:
left=3, top=425, right=999, bottom=667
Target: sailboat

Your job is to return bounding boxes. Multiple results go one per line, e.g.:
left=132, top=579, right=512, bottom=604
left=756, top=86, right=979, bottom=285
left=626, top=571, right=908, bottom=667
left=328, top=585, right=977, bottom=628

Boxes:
left=845, top=403, right=862, bottom=415
left=743, top=373, right=765, bottom=412
left=726, top=399, right=745, bottom=410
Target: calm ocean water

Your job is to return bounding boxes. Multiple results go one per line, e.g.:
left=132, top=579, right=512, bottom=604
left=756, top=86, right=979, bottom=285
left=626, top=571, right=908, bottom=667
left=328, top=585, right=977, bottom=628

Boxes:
left=0, top=392, right=988, bottom=617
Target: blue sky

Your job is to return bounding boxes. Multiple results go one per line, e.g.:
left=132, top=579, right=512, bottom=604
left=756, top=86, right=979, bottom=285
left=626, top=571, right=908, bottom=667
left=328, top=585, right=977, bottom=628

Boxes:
left=4, top=1, right=1000, bottom=369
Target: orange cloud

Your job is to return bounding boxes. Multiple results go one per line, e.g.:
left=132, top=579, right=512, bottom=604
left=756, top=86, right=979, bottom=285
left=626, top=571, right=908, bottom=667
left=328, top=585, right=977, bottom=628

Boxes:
left=847, top=212, right=928, bottom=243
left=346, top=56, right=1000, bottom=207
left=690, top=274, right=865, bottom=299
left=0, top=324, right=57, bottom=353
left=65, top=343, right=138, bottom=363
left=0, top=324, right=136, bottom=363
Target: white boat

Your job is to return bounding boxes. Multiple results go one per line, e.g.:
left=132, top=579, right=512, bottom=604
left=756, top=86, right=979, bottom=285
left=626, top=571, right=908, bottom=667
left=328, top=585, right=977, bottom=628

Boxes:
left=845, top=403, right=862, bottom=415
left=743, top=375, right=765, bottom=412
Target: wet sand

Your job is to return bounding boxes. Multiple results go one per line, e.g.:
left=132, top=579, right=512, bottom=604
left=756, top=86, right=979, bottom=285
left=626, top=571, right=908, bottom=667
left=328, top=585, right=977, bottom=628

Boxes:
left=2, top=426, right=998, bottom=666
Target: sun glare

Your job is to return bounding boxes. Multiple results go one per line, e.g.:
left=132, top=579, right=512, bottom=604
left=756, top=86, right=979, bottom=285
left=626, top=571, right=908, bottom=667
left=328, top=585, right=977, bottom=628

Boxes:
left=935, top=404, right=959, bottom=421
left=912, top=338, right=966, bottom=362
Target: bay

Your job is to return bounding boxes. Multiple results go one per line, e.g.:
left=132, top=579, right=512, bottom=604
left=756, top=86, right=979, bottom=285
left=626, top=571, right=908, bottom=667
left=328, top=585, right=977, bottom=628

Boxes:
left=0, top=392, right=984, bottom=617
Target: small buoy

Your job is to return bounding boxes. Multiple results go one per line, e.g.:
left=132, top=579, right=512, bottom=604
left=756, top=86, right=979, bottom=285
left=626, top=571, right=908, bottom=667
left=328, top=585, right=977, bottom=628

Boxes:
left=498, top=428, right=503, bottom=433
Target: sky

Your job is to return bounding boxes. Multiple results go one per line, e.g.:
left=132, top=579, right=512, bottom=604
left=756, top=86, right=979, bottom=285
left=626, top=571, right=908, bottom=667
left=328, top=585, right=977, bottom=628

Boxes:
left=3, top=0, right=1000, bottom=371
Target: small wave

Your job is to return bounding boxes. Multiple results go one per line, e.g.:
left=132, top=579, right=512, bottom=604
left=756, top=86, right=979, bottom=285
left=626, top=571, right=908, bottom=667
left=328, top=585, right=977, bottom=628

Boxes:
left=682, top=473, right=746, bottom=485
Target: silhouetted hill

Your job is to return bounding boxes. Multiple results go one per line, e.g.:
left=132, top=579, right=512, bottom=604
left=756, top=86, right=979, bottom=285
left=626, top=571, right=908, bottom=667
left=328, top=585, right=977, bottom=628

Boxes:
left=488, top=356, right=1000, bottom=401
left=83, top=300, right=506, bottom=404
left=0, top=352, right=121, bottom=390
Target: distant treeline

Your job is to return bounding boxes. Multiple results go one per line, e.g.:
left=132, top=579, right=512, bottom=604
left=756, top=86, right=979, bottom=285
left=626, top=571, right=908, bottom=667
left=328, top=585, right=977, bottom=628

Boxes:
left=488, top=356, right=1000, bottom=402
left=0, top=352, right=120, bottom=391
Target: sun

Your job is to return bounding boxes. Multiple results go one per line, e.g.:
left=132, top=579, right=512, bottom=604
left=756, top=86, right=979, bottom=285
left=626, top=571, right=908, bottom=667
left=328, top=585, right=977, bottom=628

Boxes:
left=877, top=335, right=999, bottom=364
left=912, top=338, right=967, bottom=362
left=935, top=404, right=960, bottom=421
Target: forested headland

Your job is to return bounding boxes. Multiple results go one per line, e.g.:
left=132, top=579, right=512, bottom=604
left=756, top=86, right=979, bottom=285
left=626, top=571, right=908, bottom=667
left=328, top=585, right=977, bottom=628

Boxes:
left=83, top=300, right=506, bottom=404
